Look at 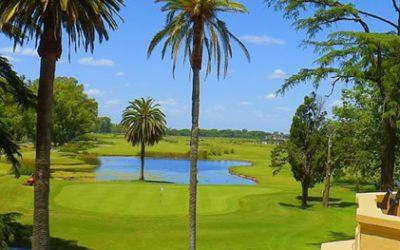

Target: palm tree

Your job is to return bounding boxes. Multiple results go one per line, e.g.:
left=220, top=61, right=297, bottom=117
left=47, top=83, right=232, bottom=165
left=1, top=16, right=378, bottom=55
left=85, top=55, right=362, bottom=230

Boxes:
left=0, top=56, right=35, bottom=177
left=121, top=98, right=166, bottom=181
left=0, top=1, right=124, bottom=249
left=147, top=1, right=250, bottom=249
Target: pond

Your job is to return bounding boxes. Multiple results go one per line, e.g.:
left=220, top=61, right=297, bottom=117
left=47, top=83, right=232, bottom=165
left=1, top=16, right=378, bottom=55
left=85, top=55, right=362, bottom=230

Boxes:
left=95, top=156, right=254, bottom=185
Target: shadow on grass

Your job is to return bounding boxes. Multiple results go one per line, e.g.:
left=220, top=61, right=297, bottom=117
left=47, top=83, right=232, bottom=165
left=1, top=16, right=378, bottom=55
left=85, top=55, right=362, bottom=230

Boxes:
left=143, top=180, right=174, bottom=184
left=10, top=222, right=91, bottom=250
left=295, top=196, right=341, bottom=202
left=278, top=196, right=356, bottom=209
left=308, top=231, right=354, bottom=247
left=329, top=201, right=357, bottom=208
left=278, top=202, right=312, bottom=209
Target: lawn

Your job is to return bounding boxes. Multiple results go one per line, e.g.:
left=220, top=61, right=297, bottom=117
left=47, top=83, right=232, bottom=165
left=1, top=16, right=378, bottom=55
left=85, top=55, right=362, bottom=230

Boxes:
left=0, top=134, right=357, bottom=249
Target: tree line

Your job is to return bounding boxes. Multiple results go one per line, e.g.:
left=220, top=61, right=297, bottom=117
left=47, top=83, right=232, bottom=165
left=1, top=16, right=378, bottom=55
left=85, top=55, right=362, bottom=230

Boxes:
left=166, top=128, right=272, bottom=140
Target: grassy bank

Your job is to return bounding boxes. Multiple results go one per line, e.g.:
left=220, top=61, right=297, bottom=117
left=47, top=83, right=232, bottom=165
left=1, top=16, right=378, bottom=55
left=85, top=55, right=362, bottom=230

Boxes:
left=0, top=134, right=357, bottom=249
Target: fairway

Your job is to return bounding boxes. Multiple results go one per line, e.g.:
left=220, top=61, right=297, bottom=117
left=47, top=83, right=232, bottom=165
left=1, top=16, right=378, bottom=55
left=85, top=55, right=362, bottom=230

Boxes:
left=0, top=135, right=357, bottom=249
left=54, top=183, right=274, bottom=216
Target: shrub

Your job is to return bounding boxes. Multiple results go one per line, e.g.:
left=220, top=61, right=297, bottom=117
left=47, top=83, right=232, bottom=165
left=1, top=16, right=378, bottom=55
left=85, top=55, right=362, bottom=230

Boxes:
left=77, top=154, right=100, bottom=165
left=17, top=159, right=35, bottom=176
left=0, top=213, right=21, bottom=248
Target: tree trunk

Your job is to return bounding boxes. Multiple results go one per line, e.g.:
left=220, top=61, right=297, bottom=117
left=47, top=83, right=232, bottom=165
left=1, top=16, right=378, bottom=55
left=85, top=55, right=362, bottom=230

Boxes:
left=140, top=142, right=145, bottom=181
left=32, top=7, right=61, bottom=249
left=32, top=56, right=56, bottom=250
left=188, top=69, right=200, bottom=250
left=322, top=136, right=332, bottom=208
left=188, top=16, right=203, bottom=250
left=301, top=180, right=309, bottom=207
left=380, top=115, right=396, bottom=191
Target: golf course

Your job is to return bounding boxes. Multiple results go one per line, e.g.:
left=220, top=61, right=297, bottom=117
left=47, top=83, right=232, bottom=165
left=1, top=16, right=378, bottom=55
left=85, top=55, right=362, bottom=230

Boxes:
left=0, top=134, right=357, bottom=249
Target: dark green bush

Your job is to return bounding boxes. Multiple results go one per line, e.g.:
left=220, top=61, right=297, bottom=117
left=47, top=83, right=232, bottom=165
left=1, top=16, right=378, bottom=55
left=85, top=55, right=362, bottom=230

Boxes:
left=77, top=154, right=100, bottom=165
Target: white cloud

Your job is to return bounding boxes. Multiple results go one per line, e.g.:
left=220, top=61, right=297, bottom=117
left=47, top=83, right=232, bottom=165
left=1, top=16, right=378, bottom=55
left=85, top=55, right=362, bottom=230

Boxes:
left=266, top=93, right=278, bottom=100
left=214, top=105, right=225, bottom=112
left=240, top=35, right=286, bottom=46
left=239, top=101, right=253, bottom=106
left=106, top=99, right=120, bottom=105
left=268, top=69, right=289, bottom=79
left=85, top=89, right=105, bottom=96
left=0, top=46, right=37, bottom=56
left=78, top=57, right=115, bottom=67
left=158, top=98, right=177, bottom=107
left=203, top=105, right=225, bottom=114
left=115, top=71, right=125, bottom=77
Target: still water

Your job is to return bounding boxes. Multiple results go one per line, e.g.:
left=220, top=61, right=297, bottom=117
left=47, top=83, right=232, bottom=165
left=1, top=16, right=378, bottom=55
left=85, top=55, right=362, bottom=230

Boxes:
left=96, top=156, right=254, bottom=185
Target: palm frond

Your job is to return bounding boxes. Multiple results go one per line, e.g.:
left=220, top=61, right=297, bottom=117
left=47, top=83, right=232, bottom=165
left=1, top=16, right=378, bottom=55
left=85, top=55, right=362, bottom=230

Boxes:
left=148, top=0, right=250, bottom=78
left=0, top=0, right=124, bottom=56
left=121, top=98, right=167, bottom=147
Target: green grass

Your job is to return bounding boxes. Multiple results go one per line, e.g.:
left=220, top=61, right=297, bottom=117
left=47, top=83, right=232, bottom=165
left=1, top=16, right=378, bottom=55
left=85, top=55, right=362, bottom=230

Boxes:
left=0, top=134, right=357, bottom=249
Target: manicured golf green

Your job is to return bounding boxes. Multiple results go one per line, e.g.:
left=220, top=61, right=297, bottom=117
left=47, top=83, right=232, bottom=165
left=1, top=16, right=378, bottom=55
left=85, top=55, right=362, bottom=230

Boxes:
left=0, top=135, right=357, bottom=249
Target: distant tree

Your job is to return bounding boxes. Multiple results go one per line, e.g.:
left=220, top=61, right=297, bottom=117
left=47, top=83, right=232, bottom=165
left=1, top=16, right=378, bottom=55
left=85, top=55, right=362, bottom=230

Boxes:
left=52, top=77, right=98, bottom=146
left=111, top=123, right=123, bottom=134
left=148, top=1, right=250, bottom=248
left=94, top=117, right=112, bottom=133
left=121, top=98, right=166, bottom=181
left=166, top=128, right=271, bottom=139
left=271, top=93, right=327, bottom=207
left=1, top=77, right=98, bottom=146
left=25, top=77, right=98, bottom=146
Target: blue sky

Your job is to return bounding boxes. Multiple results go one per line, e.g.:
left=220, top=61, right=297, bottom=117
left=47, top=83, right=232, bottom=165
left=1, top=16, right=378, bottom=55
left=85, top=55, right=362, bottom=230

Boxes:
left=0, top=1, right=396, bottom=132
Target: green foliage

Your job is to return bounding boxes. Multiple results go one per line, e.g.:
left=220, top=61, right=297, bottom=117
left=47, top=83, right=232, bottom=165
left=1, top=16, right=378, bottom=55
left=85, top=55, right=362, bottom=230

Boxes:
left=331, top=83, right=384, bottom=186
left=268, top=0, right=400, bottom=189
left=147, top=0, right=250, bottom=77
left=77, top=154, right=100, bottom=166
left=288, top=93, right=326, bottom=186
left=270, top=143, right=287, bottom=175
left=1, top=77, right=98, bottom=146
left=121, top=98, right=167, bottom=147
left=271, top=93, right=327, bottom=206
left=0, top=119, right=21, bottom=178
left=0, top=57, right=36, bottom=108
left=0, top=0, right=124, bottom=55
left=0, top=57, right=35, bottom=178
left=265, top=0, right=386, bottom=35
left=92, top=117, right=113, bottom=133
left=50, top=77, right=98, bottom=146
left=0, top=213, right=21, bottom=248
left=17, top=158, right=35, bottom=176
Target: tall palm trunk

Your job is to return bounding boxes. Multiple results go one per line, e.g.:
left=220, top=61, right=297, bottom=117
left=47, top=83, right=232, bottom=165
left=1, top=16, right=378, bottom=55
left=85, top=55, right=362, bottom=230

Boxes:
left=188, top=16, right=203, bottom=250
left=33, top=57, right=55, bottom=250
left=33, top=8, right=61, bottom=249
left=381, top=115, right=396, bottom=191
left=322, top=136, right=332, bottom=208
left=140, top=141, right=145, bottom=181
